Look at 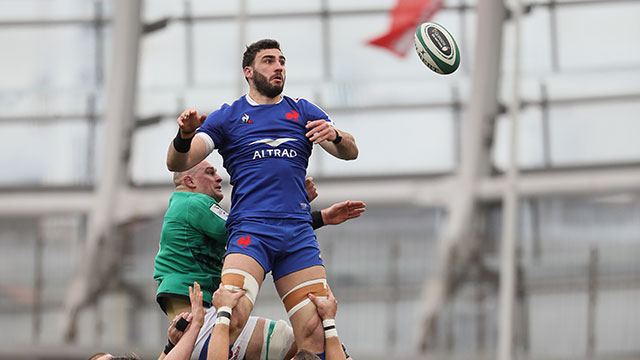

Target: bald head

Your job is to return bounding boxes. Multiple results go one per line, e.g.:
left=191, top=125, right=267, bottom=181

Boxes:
left=173, top=160, right=224, bottom=202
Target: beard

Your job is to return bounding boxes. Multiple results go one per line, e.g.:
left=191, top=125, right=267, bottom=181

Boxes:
left=253, top=70, right=284, bottom=98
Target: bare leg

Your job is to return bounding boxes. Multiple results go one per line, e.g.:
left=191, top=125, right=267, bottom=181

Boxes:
left=275, top=265, right=326, bottom=354
left=221, top=253, right=265, bottom=344
left=164, top=297, right=191, bottom=321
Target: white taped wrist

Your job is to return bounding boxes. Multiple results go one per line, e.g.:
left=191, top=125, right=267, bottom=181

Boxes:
left=322, top=319, right=337, bottom=338
left=215, top=307, right=232, bottom=326
left=218, top=306, right=232, bottom=316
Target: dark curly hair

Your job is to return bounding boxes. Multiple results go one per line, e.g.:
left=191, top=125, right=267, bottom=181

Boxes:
left=242, top=39, right=281, bottom=69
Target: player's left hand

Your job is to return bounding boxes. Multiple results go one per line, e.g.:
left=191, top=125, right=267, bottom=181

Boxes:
left=305, top=120, right=337, bottom=144
left=189, top=282, right=206, bottom=329
left=322, top=200, right=366, bottom=225
left=305, top=177, right=318, bottom=203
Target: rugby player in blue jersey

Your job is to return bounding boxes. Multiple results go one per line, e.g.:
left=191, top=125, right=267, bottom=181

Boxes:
left=166, top=39, right=358, bottom=359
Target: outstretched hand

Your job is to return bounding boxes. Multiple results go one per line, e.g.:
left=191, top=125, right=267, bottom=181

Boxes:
left=189, top=282, right=206, bottom=329
left=212, top=284, right=246, bottom=310
left=178, top=109, right=207, bottom=135
left=322, top=200, right=366, bottom=226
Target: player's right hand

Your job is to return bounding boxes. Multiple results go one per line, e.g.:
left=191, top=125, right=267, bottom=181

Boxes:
left=178, top=109, right=207, bottom=135
left=212, top=283, right=246, bottom=309
left=308, top=284, right=338, bottom=320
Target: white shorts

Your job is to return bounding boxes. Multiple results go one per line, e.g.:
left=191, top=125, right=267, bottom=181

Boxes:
left=191, top=306, right=258, bottom=360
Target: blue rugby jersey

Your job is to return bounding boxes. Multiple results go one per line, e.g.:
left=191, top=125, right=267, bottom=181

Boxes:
left=196, top=94, right=333, bottom=224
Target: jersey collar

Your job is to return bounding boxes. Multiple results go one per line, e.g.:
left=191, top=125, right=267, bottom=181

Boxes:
left=245, top=94, right=284, bottom=106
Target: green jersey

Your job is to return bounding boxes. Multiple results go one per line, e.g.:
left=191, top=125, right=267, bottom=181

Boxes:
left=153, top=191, right=228, bottom=307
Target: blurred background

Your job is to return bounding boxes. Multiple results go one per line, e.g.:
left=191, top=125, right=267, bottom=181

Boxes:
left=1, top=0, right=640, bottom=359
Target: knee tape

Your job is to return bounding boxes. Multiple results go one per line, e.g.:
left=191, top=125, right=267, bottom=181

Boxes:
left=221, top=269, right=260, bottom=305
left=281, top=279, right=327, bottom=318
left=260, top=319, right=294, bottom=360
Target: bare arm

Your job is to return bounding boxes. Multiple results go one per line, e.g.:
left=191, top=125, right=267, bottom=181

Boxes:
left=305, top=120, right=358, bottom=160
left=157, top=313, right=190, bottom=360
left=164, top=283, right=206, bottom=360
left=308, top=285, right=348, bottom=360
left=166, top=109, right=210, bottom=172
left=321, top=201, right=366, bottom=226
left=207, top=285, right=246, bottom=360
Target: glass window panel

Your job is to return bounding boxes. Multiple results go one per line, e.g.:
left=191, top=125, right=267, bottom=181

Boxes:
left=502, top=6, right=553, bottom=75
left=137, top=90, right=182, bottom=119
left=130, top=119, right=181, bottom=185
left=246, top=0, right=321, bottom=14
left=493, top=108, right=546, bottom=171
left=142, top=0, right=184, bottom=22
left=0, top=0, right=94, bottom=20
left=0, top=90, right=98, bottom=117
left=557, top=2, right=640, bottom=70
left=190, top=1, right=238, bottom=16
left=529, top=292, right=588, bottom=357
left=330, top=14, right=414, bottom=81
left=185, top=87, right=239, bottom=113
left=41, top=216, right=82, bottom=304
left=597, top=289, right=640, bottom=354
left=546, top=71, right=640, bottom=99
left=139, top=23, right=186, bottom=88
left=318, top=80, right=458, bottom=109
left=329, top=12, right=464, bottom=82
left=0, top=121, right=91, bottom=186
left=308, top=108, right=455, bottom=176
left=0, top=26, right=97, bottom=90
left=327, top=0, right=393, bottom=11
left=246, top=17, right=324, bottom=83
left=192, top=21, right=240, bottom=87
left=550, top=101, right=640, bottom=166
left=130, top=91, right=233, bottom=185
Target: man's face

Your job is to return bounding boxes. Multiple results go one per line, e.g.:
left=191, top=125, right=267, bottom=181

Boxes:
left=192, top=162, right=224, bottom=202
left=249, top=48, right=286, bottom=98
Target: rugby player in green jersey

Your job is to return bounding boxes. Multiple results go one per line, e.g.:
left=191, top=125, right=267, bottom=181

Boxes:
left=153, top=160, right=363, bottom=359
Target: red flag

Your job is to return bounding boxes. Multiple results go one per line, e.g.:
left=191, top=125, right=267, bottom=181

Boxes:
left=368, top=0, right=444, bottom=56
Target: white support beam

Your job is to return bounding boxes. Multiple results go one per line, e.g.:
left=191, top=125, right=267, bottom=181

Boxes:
left=2, top=166, right=640, bottom=217
left=498, top=0, right=524, bottom=357
left=416, top=0, right=507, bottom=352
left=60, top=0, right=142, bottom=342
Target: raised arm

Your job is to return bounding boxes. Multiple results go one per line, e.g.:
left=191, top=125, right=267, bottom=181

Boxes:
left=207, top=284, right=246, bottom=360
left=167, top=109, right=210, bottom=172
left=305, top=120, right=358, bottom=160
left=157, top=312, right=190, bottom=360
left=163, top=282, right=206, bottom=360
left=308, top=285, right=348, bottom=360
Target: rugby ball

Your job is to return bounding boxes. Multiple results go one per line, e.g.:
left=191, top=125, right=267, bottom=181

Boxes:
left=414, top=22, right=460, bottom=75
